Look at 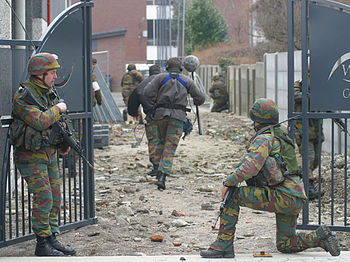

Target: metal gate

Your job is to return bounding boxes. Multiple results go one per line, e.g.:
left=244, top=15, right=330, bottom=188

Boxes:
left=0, top=0, right=96, bottom=248
left=288, top=0, right=350, bottom=232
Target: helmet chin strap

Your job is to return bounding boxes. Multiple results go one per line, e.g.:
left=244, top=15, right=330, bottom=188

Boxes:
left=32, top=73, right=50, bottom=88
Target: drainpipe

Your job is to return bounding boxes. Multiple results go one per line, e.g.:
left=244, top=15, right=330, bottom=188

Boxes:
left=47, top=0, right=51, bottom=25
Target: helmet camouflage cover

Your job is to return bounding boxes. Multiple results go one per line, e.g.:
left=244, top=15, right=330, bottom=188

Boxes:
left=213, top=73, right=224, bottom=82
left=28, top=52, right=60, bottom=75
left=250, top=98, right=279, bottom=124
left=127, top=64, right=136, bottom=71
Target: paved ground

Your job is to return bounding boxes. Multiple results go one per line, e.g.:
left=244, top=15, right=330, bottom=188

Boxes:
left=1, top=252, right=350, bottom=262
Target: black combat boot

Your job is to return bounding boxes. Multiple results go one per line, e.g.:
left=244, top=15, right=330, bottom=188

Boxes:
left=47, top=233, right=76, bottom=255
left=35, top=235, right=64, bottom=256
left=308, top=179, right=324, bottom=200
left=316, top=225, right=340, bottom=256
left=123, top=109, right=128, bottom=121
left=147, top=164, right=158, bottom=177
left=156, top=171, right=167, bottom=190
left=200, top=248, right=235, bottom=258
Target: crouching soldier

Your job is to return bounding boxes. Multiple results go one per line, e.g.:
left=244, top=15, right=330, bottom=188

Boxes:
left=200, top=98, right=340, bottom=258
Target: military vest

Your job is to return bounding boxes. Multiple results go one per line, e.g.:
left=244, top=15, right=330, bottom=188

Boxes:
left=248, top=126, right=299, bottom=187
left=10, top=82, right=58, bottom=151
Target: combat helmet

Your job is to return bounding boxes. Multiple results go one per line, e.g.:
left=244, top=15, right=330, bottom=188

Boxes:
left=127, top=64, right=136, bottom=71
left=28, top=53, right=60, bottom=75
left=213, top=73, right=224, bottom=82
left=249, top=98, right=279, bottom=125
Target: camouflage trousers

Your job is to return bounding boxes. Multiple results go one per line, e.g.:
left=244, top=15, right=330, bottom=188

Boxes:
left=210, top=186, right=323, bottom=253
left=152, top=117, right=183, bottom=175
left=295, top=135, right=322, bottom=180
left=15, top=149, right=61, bottom=237
left=145, top=120, right=159, bottom=167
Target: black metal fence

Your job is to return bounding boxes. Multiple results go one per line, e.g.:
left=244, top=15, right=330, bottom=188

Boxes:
left=288, top=0, right=350, bottom=232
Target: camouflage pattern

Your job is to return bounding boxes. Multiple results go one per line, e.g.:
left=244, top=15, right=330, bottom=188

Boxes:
left=250, top=98, right=279, bottom=124
left=15, top=152, right=61, bottom=237
left=145, top=121, right=159, bottom=167
left=210, top=186, right=320, bottom=253
left=294, top=81, right=324, bottom=179
left=209, top=74, right=229, bottom=112
left=28, top=53, right=60, bottom=75
left=121, top=70, right=144, bottom=106
left=10, top=78, right=63, bottom=237
left=208, top=124, right=317, bottom=254
left=152, top=117, right=183, bottom=175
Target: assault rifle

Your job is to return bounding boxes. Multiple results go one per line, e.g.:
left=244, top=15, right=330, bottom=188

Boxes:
left=19, top=88, right=94, bottom=170
left=333, top=118, right=350, bottom=136
left=211, top=186, right=236, bottom=229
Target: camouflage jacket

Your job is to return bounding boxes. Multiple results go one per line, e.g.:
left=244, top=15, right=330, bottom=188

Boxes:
left=294, top=81, right=324, bottom=141
left=224, top=126, right=307, bottom=200
left=121, top=70, right=144, bottom=99
left=10, top=79, right=61, bottom=153
left=209, top=79, right=228, bottom=102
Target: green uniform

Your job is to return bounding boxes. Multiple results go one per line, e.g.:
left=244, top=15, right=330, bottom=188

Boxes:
left=10, top=78, right=62, bottom=237
left=209, top=126, right=328, bottom=254
left=294, top=81, right=324, bottom=179
left=209, top=75, right=229, bottom=112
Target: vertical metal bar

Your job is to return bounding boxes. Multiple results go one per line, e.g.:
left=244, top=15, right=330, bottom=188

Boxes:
left=63, top=157, right=67, bottom=224
left=331, top=121, right=335, bottom=225
left=7, top=165, right=12, bottom=239
left=181, top=0, right=185, bottom=59
left=344, top=119, right=348, bottom=226
left=68, top=160, right=72, bottom=223
left=28, top=188, right=31, bottom=233
left=247, top=68, right=250, bottom=116
left=176, top=0, right=180, bottom=57
left=238, top=68, right=242, bottom=115
left=301, top=0, right=309, bottom=225
left=317, top=120, right=322, bottom=224
left=84, top=0, right=95, bottom=220
left=252, top=69, right=256, bottom=104
left=21, top=176, right=25, bottom=235
left=15, top=169, right=19, bottom=237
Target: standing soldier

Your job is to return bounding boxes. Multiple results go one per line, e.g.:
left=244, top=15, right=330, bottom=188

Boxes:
left=144, top=57, right=205, bottom=190
left=294, top=80, right=324, bottom=200
left=128, top=64, right=161, bottom=176
left=121, top=64, right=143, bottom=121
left=209, top=73, right=229, bottom=112
left=10, top=53, right=76, bottom=256
left=200, top=98, right=340, bottom=258
left=92, top=58, right=103, bottom=107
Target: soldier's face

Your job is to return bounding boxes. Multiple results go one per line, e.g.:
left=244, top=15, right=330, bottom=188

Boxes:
left=43, top=69, right=57, bottom=87
left=92, top=62, right=97, bottom=72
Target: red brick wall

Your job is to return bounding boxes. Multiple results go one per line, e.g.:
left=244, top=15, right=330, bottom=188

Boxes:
left=84, top=0, right=147, bottom=92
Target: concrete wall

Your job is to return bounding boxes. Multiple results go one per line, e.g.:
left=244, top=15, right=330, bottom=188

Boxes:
left=198, top=50, right=347, bottom=154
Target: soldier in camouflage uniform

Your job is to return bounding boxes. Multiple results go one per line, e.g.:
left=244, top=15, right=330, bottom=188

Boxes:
left=209, top=73, right=229, bottom=112
left=144, top=57, right=205, bottom=190
left=121, top=64, right=144, bottom=121
left=92, top=58, right=102, bottom=107
left=294, top=80, right=324, bottom=200
left=10, top=53, right=76, bottom=256
left=200, top=98, right=340, bottom=258
left=127, top=64, right=161, bottom=176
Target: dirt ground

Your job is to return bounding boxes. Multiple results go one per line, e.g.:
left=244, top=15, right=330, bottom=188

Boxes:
left=1, top=107, right=349, bottom=257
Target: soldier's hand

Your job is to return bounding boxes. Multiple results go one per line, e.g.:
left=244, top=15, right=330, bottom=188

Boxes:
left=221, top=186, right=229, bottom=200
left=56, top=102, right=67, bottom=113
